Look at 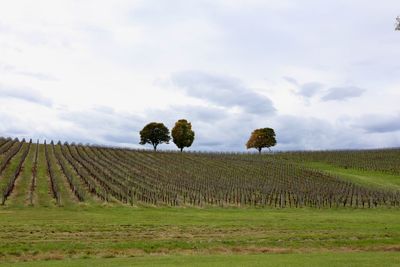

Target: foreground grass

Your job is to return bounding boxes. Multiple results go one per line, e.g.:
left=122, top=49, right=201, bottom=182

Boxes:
left=1, top=252, right=399, bottom=267
left=0, top=206, right=399, bottom=263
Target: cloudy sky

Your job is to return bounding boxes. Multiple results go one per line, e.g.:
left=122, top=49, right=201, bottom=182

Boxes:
left=0, top=0, right=399, bottom=151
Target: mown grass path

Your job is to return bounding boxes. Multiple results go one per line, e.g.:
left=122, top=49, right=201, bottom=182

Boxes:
left=0, top=206, right=399, bottom=264
left=1, top=252, right=399, bottom=267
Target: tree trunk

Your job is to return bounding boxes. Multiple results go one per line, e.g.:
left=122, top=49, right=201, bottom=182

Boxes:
left=180, top=147, right=183, bottom=152
left=258, top=147, right=262, bottom=154
left=153, top=145, right=157, bottom=151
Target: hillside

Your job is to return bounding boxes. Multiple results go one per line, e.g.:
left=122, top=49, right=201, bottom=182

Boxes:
left=1, top=137, right=400, bottom=265
left=0, top=137, right=399, bottom=208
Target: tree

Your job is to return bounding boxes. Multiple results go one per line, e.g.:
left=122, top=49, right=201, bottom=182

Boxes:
left=172, top=119, right=195, bottom=152
left=246, top=128, right=276, bottom=154
left=139, top=122, right=171, bottom=151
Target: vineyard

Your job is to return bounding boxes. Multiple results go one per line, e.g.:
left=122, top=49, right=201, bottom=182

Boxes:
left=0, top=137, right=399, bottom=208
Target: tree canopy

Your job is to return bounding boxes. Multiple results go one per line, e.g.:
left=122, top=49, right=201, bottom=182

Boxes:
left=246, top=128, right=277, bottom=153
left=172, top=119, right=195, bottom=152
left=139, top=122, right=171, bottom=151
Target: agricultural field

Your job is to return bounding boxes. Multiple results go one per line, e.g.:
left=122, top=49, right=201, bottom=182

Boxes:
left=0, top=137, right=399, bottom=266
left=0, top=137, right=399, bottom=208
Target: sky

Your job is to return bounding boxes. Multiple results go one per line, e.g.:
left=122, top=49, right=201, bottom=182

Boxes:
left=0, top=0, right=399, bottom=151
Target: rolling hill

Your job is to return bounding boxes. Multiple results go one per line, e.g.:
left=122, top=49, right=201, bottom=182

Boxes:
left=0, top=137, right=399, bottom=208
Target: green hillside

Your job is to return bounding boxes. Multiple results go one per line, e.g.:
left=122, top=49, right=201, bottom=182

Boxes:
left=0, top=137, right=399, bottom=208
left=1, top=137, right=400, bottom=265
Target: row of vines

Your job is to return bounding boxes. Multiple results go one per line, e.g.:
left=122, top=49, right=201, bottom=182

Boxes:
left=0, top=137, right=399, bottom=207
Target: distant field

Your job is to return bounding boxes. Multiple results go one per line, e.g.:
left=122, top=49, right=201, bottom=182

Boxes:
left=275, top=148, right=400, bottom=175
left=0, top=137, right=399, bottom=266
left=300, top=162, right=400, bottom=190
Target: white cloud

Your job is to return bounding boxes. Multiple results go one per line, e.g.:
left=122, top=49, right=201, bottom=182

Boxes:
left=353, top=113, right=400, bottom=133
left=321, top=86, right=366, bottom=101
left=171, top=71, right=276, bottom=114
left=0, top=84, right=53, bottom=107
left=0, top=0, right=399, bottom=150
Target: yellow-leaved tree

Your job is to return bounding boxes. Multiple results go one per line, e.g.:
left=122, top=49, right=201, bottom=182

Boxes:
left=246, top=128, right=276, bottom=153
left=172, top=119, right=195, bottom=152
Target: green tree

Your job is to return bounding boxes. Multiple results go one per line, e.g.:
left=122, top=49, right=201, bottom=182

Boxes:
left=172, top=119, right=195, bottom=152
left=246, top=128, right=276, bottom=153
left=139, top=122, right=171, bottom=151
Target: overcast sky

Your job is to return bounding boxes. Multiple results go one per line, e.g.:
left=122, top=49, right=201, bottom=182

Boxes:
left=0, top=0, right=399, bottom=151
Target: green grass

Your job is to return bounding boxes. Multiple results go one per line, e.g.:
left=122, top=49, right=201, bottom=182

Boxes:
left=0, top=206, right=399, bottom=263
left=33, top=145, right=54, bottom=207
left=1, top=252, right=399, bottom=267
left=303, top=162, right=400, bottom=190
